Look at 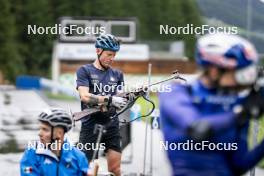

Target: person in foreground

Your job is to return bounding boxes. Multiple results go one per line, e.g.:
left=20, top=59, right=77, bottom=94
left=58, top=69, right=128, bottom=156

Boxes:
left=159, top=33, right=264, bottom=176
left=20, top=107, right=89, bottom=176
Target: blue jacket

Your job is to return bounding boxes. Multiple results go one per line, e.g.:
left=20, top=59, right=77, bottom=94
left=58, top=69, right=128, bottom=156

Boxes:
left=159, top=80, right=264, bottom=176
left=20, top=140, right=88, bottom=176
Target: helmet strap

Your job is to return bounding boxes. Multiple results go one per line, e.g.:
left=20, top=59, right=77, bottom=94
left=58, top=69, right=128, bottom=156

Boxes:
left=48, top=126, right=62, bottom=158
left=47, top=126, right=54, bottom=150
left=97, top=49, right=109, bottom=70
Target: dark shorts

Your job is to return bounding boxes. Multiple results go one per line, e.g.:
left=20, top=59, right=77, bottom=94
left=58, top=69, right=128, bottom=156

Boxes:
left=79, top=119, right=121, bottom=161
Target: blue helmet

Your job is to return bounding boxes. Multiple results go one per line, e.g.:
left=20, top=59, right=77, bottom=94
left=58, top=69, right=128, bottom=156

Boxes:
left=195, top=33, right=258, bottom=69
left=95, top=34, right=120, bottom=52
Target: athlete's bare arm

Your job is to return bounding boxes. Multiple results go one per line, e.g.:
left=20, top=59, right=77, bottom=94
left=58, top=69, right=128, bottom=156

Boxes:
left=78, top=86, right=107, bottom=105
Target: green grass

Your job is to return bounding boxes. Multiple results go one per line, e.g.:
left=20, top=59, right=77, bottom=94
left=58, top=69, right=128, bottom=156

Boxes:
left=249, top=117, right=264, bottom=168
left=134, top=93, right=159, bottom=121
left=45, top=91, right=76, bottom=101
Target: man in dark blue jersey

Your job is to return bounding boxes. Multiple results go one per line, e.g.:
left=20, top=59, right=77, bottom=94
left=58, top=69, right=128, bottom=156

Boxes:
left=76, top=34, right=126, bottom=176
left=159, top=33, right=264, bottom=176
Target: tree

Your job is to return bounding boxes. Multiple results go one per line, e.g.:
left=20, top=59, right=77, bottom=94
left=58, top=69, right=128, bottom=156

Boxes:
left=16, top=0, right=54, bottom=76
left=0, top=0, right=203, bottom=82
left=0, top=0, right=24, bottom=82
left=180, top=0, right=202, bottom=57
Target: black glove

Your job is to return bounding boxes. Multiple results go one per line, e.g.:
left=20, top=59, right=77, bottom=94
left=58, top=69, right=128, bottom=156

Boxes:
left=187, top=120, right=213, bottom=142
left=241, top=88, right=264, bottom=118
left=234, top=87, right=264, bottom=126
